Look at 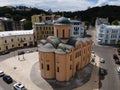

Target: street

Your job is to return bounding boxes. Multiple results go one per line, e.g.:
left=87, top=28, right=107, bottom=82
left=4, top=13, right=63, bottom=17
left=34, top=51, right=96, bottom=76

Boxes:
left=87, top=28, right=120, bottom=90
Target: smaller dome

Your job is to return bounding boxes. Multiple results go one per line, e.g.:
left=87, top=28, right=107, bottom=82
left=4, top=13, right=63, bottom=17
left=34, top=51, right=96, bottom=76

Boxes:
left=55, top=17, right=70, bottom=24
left=38, top=43, right=55, bottom=52
left=55, top=48, right=66, bottom=54
left=47, top=36, right=61, bottom=46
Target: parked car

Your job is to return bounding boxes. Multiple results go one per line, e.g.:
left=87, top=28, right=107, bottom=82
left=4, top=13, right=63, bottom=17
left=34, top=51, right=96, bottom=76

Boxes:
left=13, top=82, right=26, bottom=90
left=117, top=67, right=120, bottom=73
left=3, top=75, right=13, bottom=84
left=0, top=70, right=4, bottom=77
left=115, top=59, right=120, bottom=64
left=91, top=51, right=95, bottom=54
left=99, top=68, right=107, bottom=76
left=1, top=50, right=10, bottom=55
left=26, top=50, right=33, bottom=53
left=100, top=58, right=105, bottom=63
left=18, top=51, right=25, bottom=55
left=113, top=54, right=119, bottom=59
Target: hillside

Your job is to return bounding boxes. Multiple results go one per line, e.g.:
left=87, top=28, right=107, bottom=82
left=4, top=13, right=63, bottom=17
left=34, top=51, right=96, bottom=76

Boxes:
left=0, top=5, right=120, bottom=26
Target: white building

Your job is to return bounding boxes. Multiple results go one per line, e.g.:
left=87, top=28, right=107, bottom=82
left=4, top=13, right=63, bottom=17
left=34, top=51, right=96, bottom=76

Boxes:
left=97, top=24, right=120, bottom=44
left=95, top=17, right=110, bottom=28
left=70, top=20, right=84, bottom=37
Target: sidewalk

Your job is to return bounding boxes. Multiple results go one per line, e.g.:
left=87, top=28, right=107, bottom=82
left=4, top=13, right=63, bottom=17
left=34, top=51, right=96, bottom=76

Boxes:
left=74, top=54, right=100, bottom=90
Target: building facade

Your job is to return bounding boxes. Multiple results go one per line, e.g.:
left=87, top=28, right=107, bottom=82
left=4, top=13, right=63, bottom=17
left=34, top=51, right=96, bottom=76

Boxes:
left=31, top=14, right=60, bottom=26
left=38, top=17, right=92, bottom=82
left=70, top=20, right=84, bottom=37
left=0, top=30, right=34, bottom=53
left=33, top=22, right=54, bottom=45
left=97, top=24, right=120, bottom=44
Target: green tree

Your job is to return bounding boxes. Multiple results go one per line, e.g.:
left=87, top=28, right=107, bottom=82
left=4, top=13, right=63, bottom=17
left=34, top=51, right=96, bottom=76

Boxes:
left=112, top=20, right=119, bottom=25
left=23, top=21, right=32, bottom=30
left=5, top=13, right=12, bottom=18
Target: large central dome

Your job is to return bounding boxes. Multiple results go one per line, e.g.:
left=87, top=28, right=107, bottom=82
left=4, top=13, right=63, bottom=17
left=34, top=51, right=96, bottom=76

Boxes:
left=55, top=17, right=70, bottom=24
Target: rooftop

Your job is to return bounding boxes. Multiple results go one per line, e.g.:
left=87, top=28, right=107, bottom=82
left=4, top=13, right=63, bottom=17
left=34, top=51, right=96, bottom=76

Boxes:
left=38, top=36, right=91, bottom=54
left=55, top=17, right=70, bottom=24
left=0, top=30, right=33, bottom=37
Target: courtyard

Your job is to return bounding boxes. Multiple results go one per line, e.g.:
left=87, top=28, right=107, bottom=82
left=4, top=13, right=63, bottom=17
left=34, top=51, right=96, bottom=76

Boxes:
left=0, top=48, right=99, bottom=90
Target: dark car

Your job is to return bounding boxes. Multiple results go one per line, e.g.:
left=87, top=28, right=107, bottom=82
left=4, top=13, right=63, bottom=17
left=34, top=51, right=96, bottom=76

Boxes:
left=99, top=68, right=107, bottom=76
left=18, top=51, right=25, bottom=55
left=1, top=50, right=10, bottom=55
left=113, top=54, right=119, bottom=59
left=3, top=75, right=13, bottom=84
left=115, top=59, right=120, bottom=64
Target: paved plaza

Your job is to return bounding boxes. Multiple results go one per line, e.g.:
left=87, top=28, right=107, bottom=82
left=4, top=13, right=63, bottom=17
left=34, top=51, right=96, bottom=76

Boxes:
left=0, top=50, right=100, bottom=90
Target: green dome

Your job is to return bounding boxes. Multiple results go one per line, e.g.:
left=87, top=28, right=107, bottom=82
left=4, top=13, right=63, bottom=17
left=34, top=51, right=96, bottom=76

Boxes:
left=56, top=17, right=70, bottom=24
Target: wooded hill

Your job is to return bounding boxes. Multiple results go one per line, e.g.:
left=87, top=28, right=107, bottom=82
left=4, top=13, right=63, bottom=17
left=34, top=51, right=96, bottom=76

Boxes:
left=0, top=5, right=120, bottom=26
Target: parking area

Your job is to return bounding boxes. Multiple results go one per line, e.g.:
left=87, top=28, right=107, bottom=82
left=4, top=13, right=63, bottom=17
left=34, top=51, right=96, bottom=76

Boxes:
left=0, top=52, right=45, bottom=90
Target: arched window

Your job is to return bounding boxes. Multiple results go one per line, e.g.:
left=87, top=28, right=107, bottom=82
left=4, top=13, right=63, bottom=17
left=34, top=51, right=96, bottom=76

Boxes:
left=63, top=29, right=65, bottom=38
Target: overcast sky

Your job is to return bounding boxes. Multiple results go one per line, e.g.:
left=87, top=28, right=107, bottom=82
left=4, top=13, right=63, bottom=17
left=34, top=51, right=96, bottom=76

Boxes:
left=0, top=0, right=120, bottom=11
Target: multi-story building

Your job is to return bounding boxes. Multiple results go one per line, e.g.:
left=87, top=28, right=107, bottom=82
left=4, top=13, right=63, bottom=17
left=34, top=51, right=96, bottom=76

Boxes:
left=0, top=17, right=25, bottom=31
left=95, top=17, right=110, bottom=28
left=33, top=22, right=54, bottom=45
left=38, top=17, right=92, bottom=82
left=31, top=14, right=60, bottom=25
left=70, top=20, right=84, bottom=37
left=97, top=24, right=120, bottom=44
left=0, top=30, right=34, bottom=53
left=34, top=17, right=84, bottom=44
left=0, top=17, right=14, bottom=31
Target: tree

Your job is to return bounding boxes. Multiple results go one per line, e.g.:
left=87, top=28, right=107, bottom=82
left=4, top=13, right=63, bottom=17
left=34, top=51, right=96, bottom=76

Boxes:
left=23, top=20, right=32, bottom=30
left=112, top=20, right=119, bottom=25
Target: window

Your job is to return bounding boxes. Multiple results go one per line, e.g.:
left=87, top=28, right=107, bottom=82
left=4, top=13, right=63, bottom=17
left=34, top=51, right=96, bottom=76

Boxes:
left=70, top=65, right=72, bottom=70
left=63, top=29, right=65, bottom=38
left=57, top=67, right=59, bottom=72
left=11, top=39, right=13, bottom=42
left=70, top=55, right=72, bottom=61
left=12, top=45, right=14, bottom=47
left=57, top=29, right=58, bottom=36
left=47, top=64, right=49, bottom=71
left=49, top=27, right=51, bottom=30
left=36, top=27, right=38, bottom=30
left=41, top=63, right=43, bottom=69
left=5, top=40, right=7, bottom=43
left=18, top=44, right=20, bottom=46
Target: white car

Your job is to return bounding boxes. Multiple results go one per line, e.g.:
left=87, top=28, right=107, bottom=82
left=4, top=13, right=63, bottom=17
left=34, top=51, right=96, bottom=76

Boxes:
left=100, top=58, right=105, bottom=63
left=117, top=67, right=120, bottom=73
left=0, top=70, right=4, bottom=77
left=13, top=82, right=26, bottom=90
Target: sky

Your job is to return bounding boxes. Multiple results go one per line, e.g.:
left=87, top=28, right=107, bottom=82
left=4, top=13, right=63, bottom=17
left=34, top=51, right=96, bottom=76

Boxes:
left=0, top=0, right=120, bottom=11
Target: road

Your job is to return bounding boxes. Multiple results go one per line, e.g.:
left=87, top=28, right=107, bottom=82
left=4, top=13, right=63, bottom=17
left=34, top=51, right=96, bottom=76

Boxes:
left=87, top=28, right=120, bottom=90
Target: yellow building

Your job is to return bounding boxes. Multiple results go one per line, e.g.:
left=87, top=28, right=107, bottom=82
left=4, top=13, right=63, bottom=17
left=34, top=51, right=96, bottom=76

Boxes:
left=31, top=14, right=60, bottom=25
left=38, top=17, right=93, bottom=82
left=0, top=30, right=34, bottom=53
left=33, top=22, right=54, bottom=45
